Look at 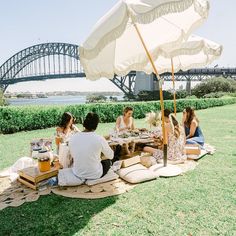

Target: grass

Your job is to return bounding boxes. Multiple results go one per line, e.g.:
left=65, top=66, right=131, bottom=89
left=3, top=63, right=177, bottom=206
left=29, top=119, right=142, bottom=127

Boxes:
left=0, top=104, right=236, bottom=235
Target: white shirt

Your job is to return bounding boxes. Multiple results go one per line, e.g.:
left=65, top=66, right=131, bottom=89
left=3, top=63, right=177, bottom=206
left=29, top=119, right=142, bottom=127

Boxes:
left=69, top=132, right=114, bottom=179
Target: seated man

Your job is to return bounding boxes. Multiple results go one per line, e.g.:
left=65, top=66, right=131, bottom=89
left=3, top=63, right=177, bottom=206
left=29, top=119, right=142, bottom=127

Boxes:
left=70, top=112, right=114, bottom=180
left=57, top=112, right=114, bottom=186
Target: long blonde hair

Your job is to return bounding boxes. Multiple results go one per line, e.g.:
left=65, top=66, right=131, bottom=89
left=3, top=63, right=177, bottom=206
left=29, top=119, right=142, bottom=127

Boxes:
left=169, top=114, right=181, bottom=138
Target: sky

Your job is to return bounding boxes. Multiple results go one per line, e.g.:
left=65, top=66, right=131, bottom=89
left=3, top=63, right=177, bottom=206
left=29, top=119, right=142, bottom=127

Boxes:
left=0, top=0, right=235, bottom=93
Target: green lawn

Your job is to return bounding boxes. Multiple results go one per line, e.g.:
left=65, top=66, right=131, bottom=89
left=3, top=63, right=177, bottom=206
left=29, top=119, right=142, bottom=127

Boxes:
left=0, top=104, right=236, bottom=235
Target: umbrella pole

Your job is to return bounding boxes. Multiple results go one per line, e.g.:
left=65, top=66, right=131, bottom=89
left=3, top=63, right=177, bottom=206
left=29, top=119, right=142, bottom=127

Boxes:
left=133, top=22, right=167, bottom=167
left=171, top=58, right=177, bottom=116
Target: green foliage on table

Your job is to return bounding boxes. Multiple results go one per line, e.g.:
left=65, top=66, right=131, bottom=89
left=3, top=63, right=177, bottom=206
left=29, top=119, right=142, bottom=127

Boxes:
left=0, top=97, right=236, bottom=134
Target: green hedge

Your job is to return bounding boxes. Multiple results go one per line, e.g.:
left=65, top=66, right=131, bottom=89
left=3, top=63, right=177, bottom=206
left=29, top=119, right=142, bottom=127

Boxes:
left=1, top=97, right=236, bottom=134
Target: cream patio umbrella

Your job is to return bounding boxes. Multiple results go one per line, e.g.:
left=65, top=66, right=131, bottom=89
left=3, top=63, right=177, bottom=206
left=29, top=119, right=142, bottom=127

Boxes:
left=79, top=0, right=210, bottom=173
left=143, top=34, right=223, bottom=114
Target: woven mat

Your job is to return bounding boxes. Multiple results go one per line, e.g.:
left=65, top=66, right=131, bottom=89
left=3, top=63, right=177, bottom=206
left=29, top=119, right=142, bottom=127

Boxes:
left=0, top=159, right=200, bottom=210
left=0, top=177, right=51, bottom=211
left=178, top=160, right=198, bottom=173
left=52, top=179, right=135, bottom=199
left=0, top=177, right=136, bottom=210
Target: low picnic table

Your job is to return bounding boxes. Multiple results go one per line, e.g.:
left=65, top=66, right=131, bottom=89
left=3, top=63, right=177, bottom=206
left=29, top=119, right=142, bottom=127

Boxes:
left=104, top=130, right=161, bottom=158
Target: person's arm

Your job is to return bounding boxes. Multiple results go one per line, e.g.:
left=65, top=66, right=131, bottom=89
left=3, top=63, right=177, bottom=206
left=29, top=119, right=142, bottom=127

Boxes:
left=115, top=116, right=121, bottom=132
left=131, top=117, right=135, bottom=130
left=56, top=127, right=63, bottom=136
left=182, top=110, right=188, bottom=127
left=164, top=123, right=170, bottom=145
left=101, top=137, right=114, bottom=160
left=182, top=115, right=185, bottom=127
left=183, top=128, right=186, bottom=144
left=187, top=120, right=197, bottom=138
left=72, top=124, right=80, bottom=132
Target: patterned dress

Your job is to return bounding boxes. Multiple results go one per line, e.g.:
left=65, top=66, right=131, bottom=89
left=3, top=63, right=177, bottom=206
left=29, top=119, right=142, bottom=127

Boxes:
left=153, top=127, right=186, bottom=161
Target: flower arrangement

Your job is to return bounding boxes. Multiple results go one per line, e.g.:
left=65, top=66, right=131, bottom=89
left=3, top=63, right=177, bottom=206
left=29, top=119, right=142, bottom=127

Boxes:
left=145, top=111, right=161, bottom=128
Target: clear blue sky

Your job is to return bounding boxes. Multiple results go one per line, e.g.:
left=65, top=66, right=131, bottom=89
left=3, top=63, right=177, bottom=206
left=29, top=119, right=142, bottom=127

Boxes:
left=0, top=0, right=235, bottom=92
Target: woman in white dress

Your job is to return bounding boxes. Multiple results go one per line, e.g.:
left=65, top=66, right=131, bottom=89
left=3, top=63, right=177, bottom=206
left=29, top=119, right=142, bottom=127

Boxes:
left=115, top=106, right=135, bottom=132
left=115, top=107, right=135, bottom=155
left=56, top=112, right=80, bottom=143
left=56, top=112, right=80, bottom=168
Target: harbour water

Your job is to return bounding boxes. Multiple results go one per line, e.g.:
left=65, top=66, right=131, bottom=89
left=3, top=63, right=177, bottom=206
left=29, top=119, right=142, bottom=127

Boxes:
left=7, top=95, right=124, bottom=106
left=6, top=81, right=201, bottom=106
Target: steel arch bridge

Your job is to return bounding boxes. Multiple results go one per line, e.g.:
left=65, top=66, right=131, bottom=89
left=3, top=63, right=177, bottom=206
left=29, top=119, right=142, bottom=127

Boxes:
left=0, top=43, right=82, bottom=92
left=1, top=42, right=236, bottom=97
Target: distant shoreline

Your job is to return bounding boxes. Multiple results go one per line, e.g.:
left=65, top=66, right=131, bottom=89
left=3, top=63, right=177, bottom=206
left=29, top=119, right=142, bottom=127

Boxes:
left=7, top=95, right=124, bottom=106
left=5, top=91, right=124, bottom=99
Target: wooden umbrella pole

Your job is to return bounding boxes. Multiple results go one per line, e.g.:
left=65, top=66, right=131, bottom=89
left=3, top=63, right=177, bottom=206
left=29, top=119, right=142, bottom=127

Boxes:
left=171, top=58, right=177, bottom=116
left=133, top=22, right=167, bottom=167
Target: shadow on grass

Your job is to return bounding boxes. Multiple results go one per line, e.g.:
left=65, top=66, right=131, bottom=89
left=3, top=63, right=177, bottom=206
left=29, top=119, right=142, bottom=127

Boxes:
left=0, top=193, right=118, bottom=235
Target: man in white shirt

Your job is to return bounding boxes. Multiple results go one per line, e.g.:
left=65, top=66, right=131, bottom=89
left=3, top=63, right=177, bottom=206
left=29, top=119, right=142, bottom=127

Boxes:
left=69, top=112, right=114, bottom=180
left=58, top=112, right=119, bottom=186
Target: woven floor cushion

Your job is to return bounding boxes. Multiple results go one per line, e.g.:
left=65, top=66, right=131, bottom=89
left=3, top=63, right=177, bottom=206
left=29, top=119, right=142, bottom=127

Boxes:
left=85, top=169, right=119, bottom=186
left=117, top=164, right=157, bottom=184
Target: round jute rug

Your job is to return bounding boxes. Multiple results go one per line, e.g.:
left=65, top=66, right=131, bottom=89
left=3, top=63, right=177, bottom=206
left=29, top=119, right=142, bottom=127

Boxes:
left=0, top=160, right=198, bottom=210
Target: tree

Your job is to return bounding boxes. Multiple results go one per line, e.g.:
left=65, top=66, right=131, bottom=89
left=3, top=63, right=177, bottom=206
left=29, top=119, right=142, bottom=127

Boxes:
left=109, top=96, right=118, bottom=102
left=136, top=90, right=173, bottom=101
left=192, top=77, right=236, bottom=98
left=86, top=94, right=107, bottom=103
left=0, top=89, right=8, bottom=106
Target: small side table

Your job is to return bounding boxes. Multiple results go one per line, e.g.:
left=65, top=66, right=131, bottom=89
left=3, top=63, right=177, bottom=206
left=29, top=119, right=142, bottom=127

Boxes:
left=18, top=166, right=59, bottom=190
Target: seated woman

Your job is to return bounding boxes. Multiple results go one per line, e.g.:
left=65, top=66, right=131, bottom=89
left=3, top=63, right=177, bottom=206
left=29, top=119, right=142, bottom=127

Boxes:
left=56, top=112, right=80, bottom=143
left=143, top=109, right=186, bottom=163
left=55, top=112, right=80, bottom=166
left=182, top=107, right=204, bottom=147
left=115, top=106, right=135, bottom=155
left=115, top=106, right=135, bottom=132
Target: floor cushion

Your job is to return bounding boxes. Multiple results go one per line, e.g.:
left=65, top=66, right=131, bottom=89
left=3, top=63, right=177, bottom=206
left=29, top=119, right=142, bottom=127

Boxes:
left=85, top=169, right=119, bottom=186
left=117, top=164, right=157, bottom=184
left=58, top=168, right=85, bottom=186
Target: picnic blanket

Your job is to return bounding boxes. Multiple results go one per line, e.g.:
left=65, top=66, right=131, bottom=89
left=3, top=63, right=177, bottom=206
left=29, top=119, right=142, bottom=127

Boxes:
left=0, top=159, right=201, bottom=211
left=0, top=143, right=216, bottom=210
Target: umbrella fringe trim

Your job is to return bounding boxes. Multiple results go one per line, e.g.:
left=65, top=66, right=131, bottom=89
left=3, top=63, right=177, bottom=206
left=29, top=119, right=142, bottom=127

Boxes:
left=81, top=17, right=221, bottom=81
left=82, top=52, right=221, bottom=81
left=79, top=11, right=129, bottom=60
left=80, top=0, right=209, bottom=61
left=131, top=0, right=207, bottom=24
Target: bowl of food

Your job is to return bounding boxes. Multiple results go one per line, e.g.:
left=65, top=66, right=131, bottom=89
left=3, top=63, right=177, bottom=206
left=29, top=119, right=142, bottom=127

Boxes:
left=129, top=131, right=139, bottom=137
left=139, top=134, right=150, bottom=139
left=118, top=133, right=130, bottom=139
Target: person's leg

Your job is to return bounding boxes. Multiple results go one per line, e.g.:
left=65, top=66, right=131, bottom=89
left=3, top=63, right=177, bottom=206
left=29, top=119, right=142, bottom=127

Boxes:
left=130, top=141, right=136, bottom=154
left=143, top=146, right=157, bottom=154
left=186, top=139, right=199, bottom=145
left=143, top=146, right=163, bottom=163
left=112, top=145, right=122, bottom=163
left=186, top=138, right=204, bottom=148
left=124, top=143, right=130, bottom=155
left=101, top=159, right=112, bottom=177
left=58, top=168, right=84, bottom=186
